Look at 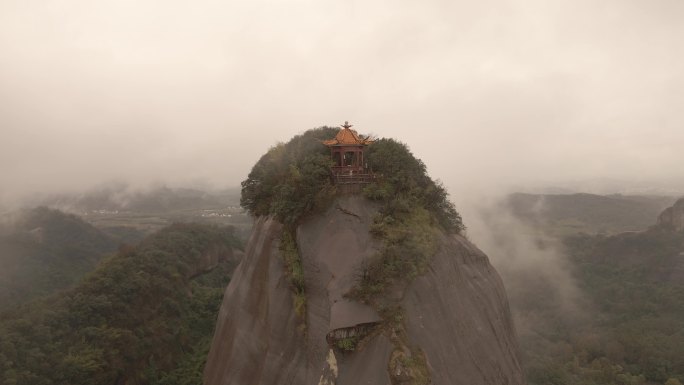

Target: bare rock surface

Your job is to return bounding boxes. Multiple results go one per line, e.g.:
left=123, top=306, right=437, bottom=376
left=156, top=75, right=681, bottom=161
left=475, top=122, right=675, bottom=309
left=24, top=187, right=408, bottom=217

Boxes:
left=403, top=233, right=525, bottom=384
left=657, top=198, right=684, bottom=232
left=203, top=196, right=526, bottom=385
left=191, top=244, right=240, bottom=278
left=296, top=195, right=382, bottom=364
left=203, top=217, right=312, bottom=385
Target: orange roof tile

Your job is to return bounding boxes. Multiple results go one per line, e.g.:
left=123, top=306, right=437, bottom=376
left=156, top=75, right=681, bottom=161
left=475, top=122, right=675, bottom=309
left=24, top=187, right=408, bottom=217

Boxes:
left=323, top=127, right=374, bottom=146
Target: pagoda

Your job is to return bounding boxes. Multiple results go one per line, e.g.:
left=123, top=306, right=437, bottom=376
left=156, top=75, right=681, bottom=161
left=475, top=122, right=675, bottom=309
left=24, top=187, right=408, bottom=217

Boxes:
left=323, top=121, right=374, bottom=177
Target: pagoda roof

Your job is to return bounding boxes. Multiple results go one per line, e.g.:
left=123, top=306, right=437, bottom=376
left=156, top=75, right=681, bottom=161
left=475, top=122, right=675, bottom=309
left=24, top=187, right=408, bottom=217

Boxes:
left=323, top=123, right=374, bottom=146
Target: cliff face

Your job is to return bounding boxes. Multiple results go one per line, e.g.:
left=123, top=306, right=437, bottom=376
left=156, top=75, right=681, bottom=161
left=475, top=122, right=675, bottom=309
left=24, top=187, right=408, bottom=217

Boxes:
left=204, top=196, right=525, bottom=385
left=656, top=198, right=684, bottom=232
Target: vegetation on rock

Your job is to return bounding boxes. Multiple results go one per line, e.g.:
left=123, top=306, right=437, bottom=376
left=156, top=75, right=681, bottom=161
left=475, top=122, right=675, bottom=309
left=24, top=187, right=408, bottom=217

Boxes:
left=389, top=347, right=430, bottom=385
left=363, top=138, right=464, bottom=234
left=240, top=129, right=463, bottom=232
left=240, top=127, right=339, bottom=225
left=241, top=129, right=464, bottom=304
left=239, top=128, right=466, bottom=384
left=352, top=203, right=437, bottom=302
left=356, top=139, right=463, bottom=384
left=279, top=228, right=307, bottom=321
left=335, top=336, right=359, bottom=352
left=241, top=127, right=344, bottom=328
left=350, top=139, right=462, bottom=300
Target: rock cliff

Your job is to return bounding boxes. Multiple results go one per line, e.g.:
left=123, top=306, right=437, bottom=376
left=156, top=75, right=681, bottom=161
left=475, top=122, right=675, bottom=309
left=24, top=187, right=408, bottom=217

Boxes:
left=204, top=195, right=525, bottom=385
left=656, top=198, right=684, bottom=232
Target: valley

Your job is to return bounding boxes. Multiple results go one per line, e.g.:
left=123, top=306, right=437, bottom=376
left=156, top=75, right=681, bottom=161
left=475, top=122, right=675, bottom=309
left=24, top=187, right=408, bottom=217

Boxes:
left=2, top=181, right=684, bottom=384
left=485, top=193, right=684, bottom=385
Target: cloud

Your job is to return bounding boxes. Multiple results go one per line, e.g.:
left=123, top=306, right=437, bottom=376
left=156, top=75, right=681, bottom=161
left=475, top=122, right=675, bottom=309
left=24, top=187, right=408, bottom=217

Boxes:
left=459, top=192, right=590, bottom=340
left=1, top=0, right=683, bottom=204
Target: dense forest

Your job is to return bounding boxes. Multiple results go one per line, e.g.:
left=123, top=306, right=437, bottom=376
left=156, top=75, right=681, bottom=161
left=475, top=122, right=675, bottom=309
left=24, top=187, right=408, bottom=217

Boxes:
left=515, top=224, right=684, bottom=385
left=240, top=126, right=463, bottom=231
left=0, top=222, right=242, bottom=385
left=0, top=207, right=118, bottom=311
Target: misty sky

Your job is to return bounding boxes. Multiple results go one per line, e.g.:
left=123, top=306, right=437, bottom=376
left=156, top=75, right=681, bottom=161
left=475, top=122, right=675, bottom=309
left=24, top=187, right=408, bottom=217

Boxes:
left=2, top=0, right=684, bottom=206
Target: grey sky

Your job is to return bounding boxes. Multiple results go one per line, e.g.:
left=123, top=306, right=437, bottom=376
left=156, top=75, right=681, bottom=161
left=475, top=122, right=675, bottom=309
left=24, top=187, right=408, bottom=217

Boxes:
left=2, top=0, right=683, bottom=205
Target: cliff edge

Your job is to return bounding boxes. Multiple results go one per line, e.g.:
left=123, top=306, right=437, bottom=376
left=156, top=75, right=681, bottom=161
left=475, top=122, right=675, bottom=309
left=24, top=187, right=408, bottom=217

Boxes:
left=656, top=197, right=684, bottom=232
left=203, top=195, right=525, bottom=385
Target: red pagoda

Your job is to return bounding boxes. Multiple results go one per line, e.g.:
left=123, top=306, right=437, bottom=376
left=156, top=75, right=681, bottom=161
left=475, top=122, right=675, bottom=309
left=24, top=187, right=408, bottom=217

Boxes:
left=323, top=121, right=374, bottom=176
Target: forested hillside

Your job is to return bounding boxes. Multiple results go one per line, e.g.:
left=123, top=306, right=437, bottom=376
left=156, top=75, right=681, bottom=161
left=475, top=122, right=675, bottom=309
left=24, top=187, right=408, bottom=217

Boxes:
left=0, top=223, right=242, bottom=385
left=34, top=185, right=239, bottom=213
left=0, top=207, right=118, bottom=311
left=505, top=196, right=684, bottom=385
left=22, top=185, right=252, bottom=243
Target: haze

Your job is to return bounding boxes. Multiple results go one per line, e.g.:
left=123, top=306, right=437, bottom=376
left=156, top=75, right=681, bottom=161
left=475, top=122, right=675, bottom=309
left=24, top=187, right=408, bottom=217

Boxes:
left=2, top=0, right=684, bottom=207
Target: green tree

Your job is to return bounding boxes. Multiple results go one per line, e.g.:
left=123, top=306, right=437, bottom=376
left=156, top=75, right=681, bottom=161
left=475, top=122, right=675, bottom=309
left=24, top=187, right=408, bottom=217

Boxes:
left=240, top=127, right=338, bottom=224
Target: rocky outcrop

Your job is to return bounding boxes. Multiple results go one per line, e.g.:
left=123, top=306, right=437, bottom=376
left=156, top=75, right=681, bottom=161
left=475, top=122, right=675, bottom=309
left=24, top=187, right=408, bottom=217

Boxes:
left=204, top=196, right=525, bottom=385
left=190, top=244, right=242, bottom=278
left=656, top=198, right=684, bottom=232
left=403, top=232, right=524, bottom=384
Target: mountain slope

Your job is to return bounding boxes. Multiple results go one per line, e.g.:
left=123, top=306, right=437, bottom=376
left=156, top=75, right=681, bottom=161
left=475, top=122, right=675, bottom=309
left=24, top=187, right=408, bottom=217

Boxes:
left=0, top=223, right=242, bottom=385
left=500, top=196, right=684, bottom=384
left=0, top=207, right=118, bottom=311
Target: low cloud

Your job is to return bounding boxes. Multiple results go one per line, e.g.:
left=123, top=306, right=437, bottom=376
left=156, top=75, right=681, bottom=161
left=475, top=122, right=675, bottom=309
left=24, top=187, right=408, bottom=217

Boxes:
left=459, top=193, right=588, bottom=338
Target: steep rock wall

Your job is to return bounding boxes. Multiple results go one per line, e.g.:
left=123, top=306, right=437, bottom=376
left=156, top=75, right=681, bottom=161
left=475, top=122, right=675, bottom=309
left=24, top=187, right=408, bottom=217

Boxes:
left=203, top=217, right=313, bottom=384
left=657, top=198, right=684, bottom=232
left=403, top=233, right=524, bottom=384
left=190, top=245, right=242, bottom=278
left=204, top=196, right=525, bottom=385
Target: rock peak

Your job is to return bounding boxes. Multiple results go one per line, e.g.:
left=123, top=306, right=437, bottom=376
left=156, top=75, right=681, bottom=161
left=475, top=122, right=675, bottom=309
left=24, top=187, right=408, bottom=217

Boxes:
left=203, top=196, right=525, bottom=385
left=656, top=198, right=684, bottom=232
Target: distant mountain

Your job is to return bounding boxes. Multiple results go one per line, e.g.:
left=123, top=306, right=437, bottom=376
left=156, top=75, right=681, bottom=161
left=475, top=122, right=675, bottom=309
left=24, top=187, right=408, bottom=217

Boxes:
left=656, top=197, right=684, bottom=232
left=565, top=196, right=684, bottom=283
left=36, top=185, right=241, bottom=213
left=0, top=207, right=118, bottom=311
left=507, top=192, right=676, bottom=236
left=0, top=222, right=242, bottom=385
left=26, top=185, right=253, bottom=242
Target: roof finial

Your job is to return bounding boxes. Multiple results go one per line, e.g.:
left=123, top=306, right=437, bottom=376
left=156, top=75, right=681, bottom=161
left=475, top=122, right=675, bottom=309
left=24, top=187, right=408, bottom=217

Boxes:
left=342, top=121, right=353, bottom=129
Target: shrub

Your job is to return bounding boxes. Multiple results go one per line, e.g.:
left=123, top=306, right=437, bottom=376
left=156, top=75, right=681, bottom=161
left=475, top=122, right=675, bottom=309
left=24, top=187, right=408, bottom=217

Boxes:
left=335, top=336, right=359, bottom=352
left=240, top=127, right=338, bottom=225
left=280, top=228, right=307, bottom=320
left=365, top=138, right=464, bottom=233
